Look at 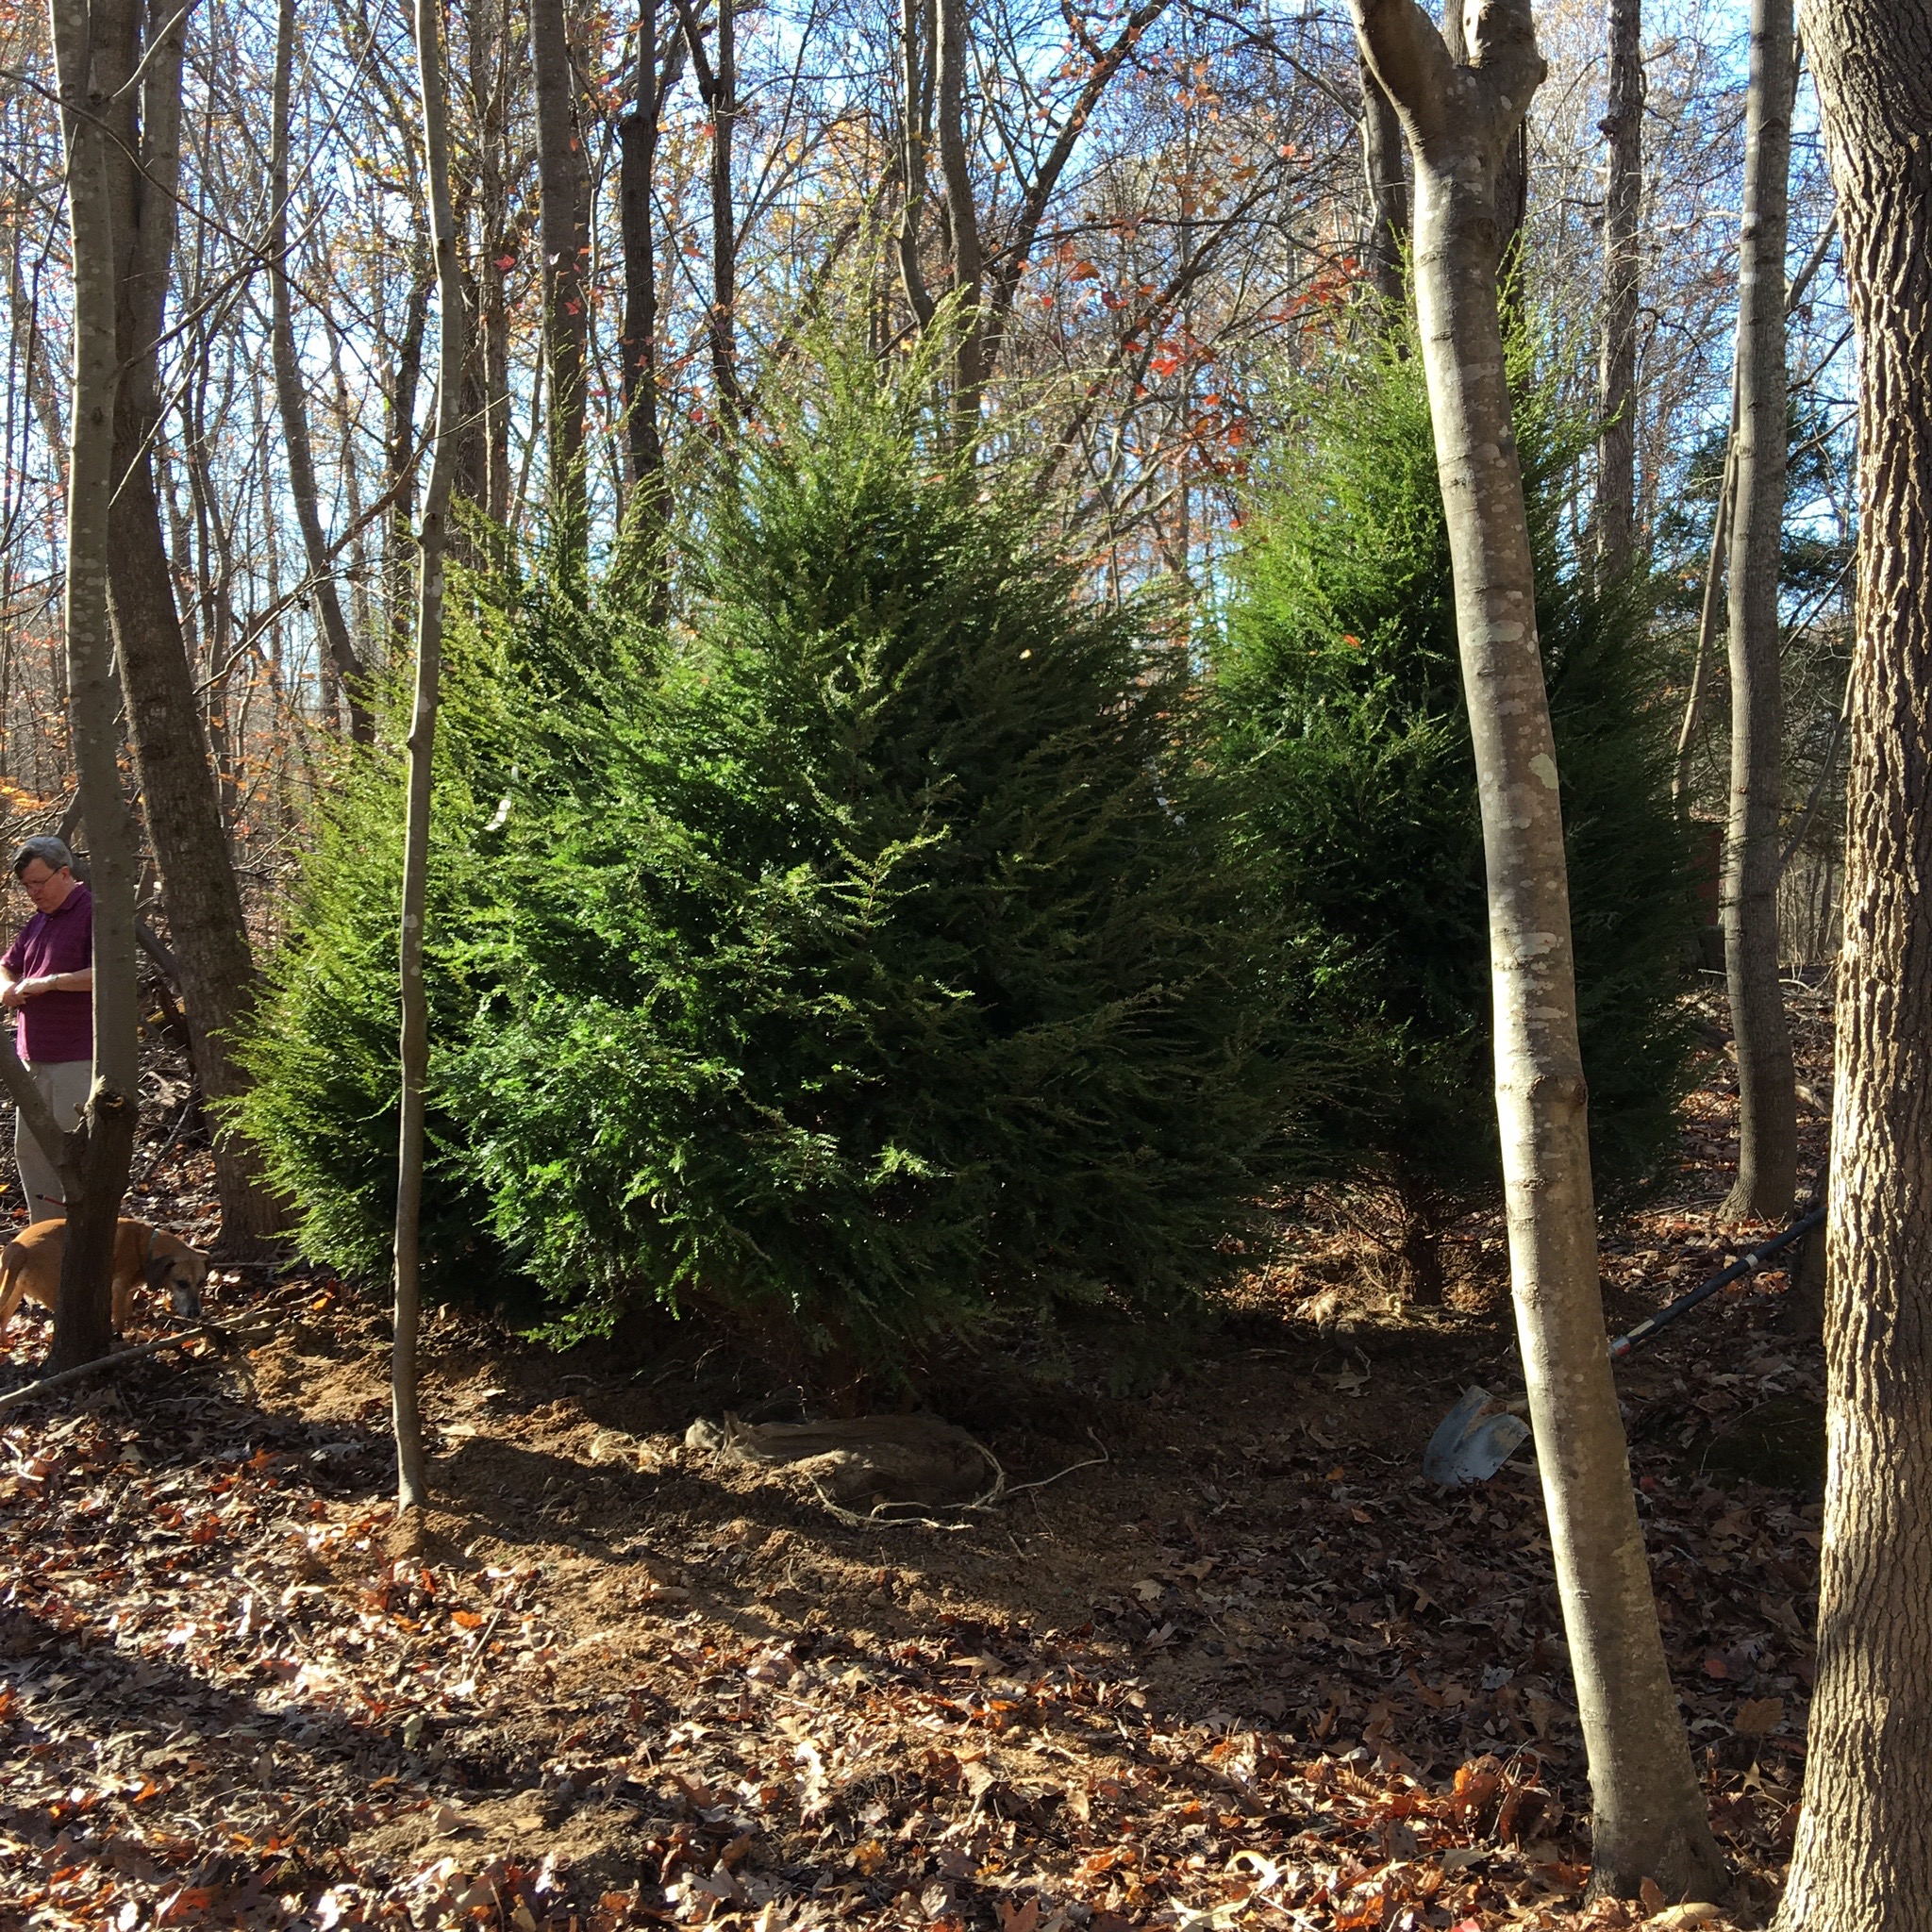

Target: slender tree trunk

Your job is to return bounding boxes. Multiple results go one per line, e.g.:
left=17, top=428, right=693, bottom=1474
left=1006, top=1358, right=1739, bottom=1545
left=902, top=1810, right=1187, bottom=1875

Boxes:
left=618, top=0, right=664, bottom=515
left=46, top=0, right=141, bottom=1370
left=897, top=0, right=937, bottom=330
left=387, top=246, right=432, bottom=658
left=708, top=0, right=739, bottom=424
left=1595, top=0, right=1643, bottom=578
left=393, top=0, right=466, bottom=1519
left=471, top=0, right=512, bottom=531
left=1774, top=5, right=1932, bottom=1924
left=934, top=0, right=985, bottom=416
left=1360, top=58, right=1407, bottom=318
left=1673, top=366, right=1739, bottom=808
left=270, top=0, right=370, bottom=740
left=668, top=0, right=738, bottom=426
left=1351, top=0, right=1724, bottom=1900
left=1721, top=0, right=1797, bottom=1223
left=531, top=0, right=590, bottom=563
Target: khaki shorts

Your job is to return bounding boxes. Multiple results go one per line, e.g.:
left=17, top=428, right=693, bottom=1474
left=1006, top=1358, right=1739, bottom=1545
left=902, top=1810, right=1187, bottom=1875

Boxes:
left=14, top=1057, right=92, bottom=1221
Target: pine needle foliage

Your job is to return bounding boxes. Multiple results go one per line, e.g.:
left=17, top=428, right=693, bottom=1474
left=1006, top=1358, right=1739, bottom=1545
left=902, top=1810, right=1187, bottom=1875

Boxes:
left=236, top=336, right=1294, bottom=1363
left=230, top=578, right=535, bottom=1298
left=1210, top=331, right=1698, bottom=1215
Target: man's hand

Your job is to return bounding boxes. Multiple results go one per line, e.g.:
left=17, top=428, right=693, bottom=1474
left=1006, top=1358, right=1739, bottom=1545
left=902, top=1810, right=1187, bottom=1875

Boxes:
left=0, top=980, right=25, bottom=1009
left=7, top=976, right=57, bottom=1004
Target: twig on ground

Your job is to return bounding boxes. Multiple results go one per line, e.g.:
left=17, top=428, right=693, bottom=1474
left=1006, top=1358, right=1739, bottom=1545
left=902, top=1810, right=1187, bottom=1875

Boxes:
left=1001, top=1426, right=1111, bottom=1497
left=0, top=1313, right=279, bottom=1414
left=805, top=1427, right=1110, bottom=1530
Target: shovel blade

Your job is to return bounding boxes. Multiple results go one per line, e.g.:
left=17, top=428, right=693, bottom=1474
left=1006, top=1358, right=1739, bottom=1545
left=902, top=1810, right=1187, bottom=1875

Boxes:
left=1424, top=1386, right=1532, bottom=1487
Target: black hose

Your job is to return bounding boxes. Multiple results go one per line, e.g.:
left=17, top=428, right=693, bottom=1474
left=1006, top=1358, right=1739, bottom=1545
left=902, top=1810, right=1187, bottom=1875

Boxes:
left=1607, top=1205, right=1825, bottom=1360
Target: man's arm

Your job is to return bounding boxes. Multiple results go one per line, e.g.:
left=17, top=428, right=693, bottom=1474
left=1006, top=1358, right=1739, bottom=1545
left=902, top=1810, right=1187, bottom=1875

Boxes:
left=7, top=966, right=92, bottom=1003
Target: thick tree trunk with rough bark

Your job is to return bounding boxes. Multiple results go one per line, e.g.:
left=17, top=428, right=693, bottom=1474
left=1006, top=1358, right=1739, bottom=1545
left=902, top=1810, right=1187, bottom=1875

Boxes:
left=1595, top=0, right=1643, bottom=578
left=1720, top=0, right=1796, bottom=1223
left=1351, top=0, right=1724, bottom=1901
left=1774, top=5, right=1932, bottom=1924
left=46, top=0, right=142, bottom=1369
left=271, top=0, right=370, bottom=739
left=531, top=0, right=590, bottom=563
left=393, top=0, right=466, bottom=1518
left=100, top=0, right=283, bottom=1257
left=1360, top=58, right=1407, bottom=317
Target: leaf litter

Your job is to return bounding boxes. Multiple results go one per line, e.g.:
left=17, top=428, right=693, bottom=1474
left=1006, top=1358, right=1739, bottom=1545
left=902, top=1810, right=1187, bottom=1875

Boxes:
left=0, top=988, right=1830, bottom=1930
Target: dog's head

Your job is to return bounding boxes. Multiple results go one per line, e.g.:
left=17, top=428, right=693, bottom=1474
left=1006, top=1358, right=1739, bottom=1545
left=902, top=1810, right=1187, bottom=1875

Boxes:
left=145, top=1235, right=208, bottom=1319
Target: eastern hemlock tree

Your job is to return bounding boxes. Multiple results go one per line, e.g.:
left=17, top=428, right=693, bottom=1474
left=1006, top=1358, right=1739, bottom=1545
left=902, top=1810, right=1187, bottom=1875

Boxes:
left=238, top=336, right=1297, bottom=1370
left=230, top=607, right=525, bottom=1299
left=1210, top=328, right=1698, bottom=1298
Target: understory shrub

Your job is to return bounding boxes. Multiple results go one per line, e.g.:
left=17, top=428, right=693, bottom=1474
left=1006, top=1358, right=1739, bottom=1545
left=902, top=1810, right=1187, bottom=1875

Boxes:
left=238, top=340, right=1298, bottom=1363
left=1209, top=331, right=1698, bottom=1284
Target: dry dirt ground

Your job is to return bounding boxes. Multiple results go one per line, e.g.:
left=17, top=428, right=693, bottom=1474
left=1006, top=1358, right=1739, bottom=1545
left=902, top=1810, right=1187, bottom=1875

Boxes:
left=0, top=988, right=1834, bottom=1932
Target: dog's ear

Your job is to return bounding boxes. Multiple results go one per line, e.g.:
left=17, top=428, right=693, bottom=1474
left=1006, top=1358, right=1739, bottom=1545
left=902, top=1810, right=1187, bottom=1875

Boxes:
left=145, top=1253, right=175, bottom=1296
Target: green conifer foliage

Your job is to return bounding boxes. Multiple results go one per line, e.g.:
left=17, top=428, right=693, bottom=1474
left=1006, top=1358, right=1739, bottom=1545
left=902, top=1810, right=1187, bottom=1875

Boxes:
left=230, top=595, right=530, bottom=1296
left=237, top=341, right=1291, bottom=1361
left=1211, top=337, right=1697, bottom=1271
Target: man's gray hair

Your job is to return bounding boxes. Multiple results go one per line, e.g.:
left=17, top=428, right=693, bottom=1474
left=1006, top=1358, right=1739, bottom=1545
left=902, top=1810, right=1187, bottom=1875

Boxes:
left=11, top=836, right=75, bottom=877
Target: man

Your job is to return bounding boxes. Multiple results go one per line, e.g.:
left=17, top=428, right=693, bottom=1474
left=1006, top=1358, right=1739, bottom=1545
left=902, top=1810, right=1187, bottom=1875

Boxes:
left=0, top=837, right=93, bottom=1221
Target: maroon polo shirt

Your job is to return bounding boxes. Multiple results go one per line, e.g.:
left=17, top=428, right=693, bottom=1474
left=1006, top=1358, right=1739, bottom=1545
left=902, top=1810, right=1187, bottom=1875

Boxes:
left=1, top=881, right=93, bottom=1064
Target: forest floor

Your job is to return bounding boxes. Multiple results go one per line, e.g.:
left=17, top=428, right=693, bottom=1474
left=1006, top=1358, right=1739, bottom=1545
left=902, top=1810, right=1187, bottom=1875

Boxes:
left=0, top=981, right=1835, bottom=1932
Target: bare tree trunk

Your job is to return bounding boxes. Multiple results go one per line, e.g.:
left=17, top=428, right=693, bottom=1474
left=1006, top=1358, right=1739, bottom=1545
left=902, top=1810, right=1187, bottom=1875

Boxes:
left=531, top=0, right=590, bottom=562
left=896, top=0, right=937, bottom=332
left=934, top=0, right=985, bottom=417
left=1351, top=0, right=1725, bottom=1900
left=1595, top=0, right=1643, bottom=578
left=99, top=0, right=284, bottom=1257
left=618, top=0, right=665, bottom=516
left=387, top=246, right=432, bottom=658
left=1359, top=58, right=1407, bottom=318
left=1774, top=6, right=1932, bottom=1924
left=707, top=0, right=739, bottom=425
left=669, top=0, right=739, bottom=426
left=470, top=0, right=513, bottom=532
left=1440, top=0, right=1526, bottom=301
left=45, top=0, right=142, bottom=1370
left=393, top=0, right=466, bottom=1519
left=1673, top=367, right=1739, bottom=808
left=1721, top=0, right=1797, bottom=1224
left=271, top=0, right=370, bottom=741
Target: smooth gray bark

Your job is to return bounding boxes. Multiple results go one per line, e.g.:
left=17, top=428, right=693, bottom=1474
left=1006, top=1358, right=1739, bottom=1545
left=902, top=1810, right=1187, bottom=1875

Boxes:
left=896, top=0, right=937, bottom=331
left=393, top=0, right=466, bottom=1517
left=1360, top=58, right=1407, bottom=318
left=1721, top=0, right=1797, bottom=1223
left=271, top=0, right=370, bottom=740
left=1350, top=0, right=1724, bottom=1899
left=934, top=0, right=986, bottom=414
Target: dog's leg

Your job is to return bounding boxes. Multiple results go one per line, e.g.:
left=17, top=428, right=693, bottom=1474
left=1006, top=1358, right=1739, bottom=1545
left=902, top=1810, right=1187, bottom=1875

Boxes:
left=0, top=1262, right=24, bottom=1337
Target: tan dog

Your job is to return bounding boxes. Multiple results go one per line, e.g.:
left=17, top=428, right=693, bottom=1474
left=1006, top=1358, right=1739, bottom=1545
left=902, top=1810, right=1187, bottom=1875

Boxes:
left=0, top=1217, right=208, bottom=1338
